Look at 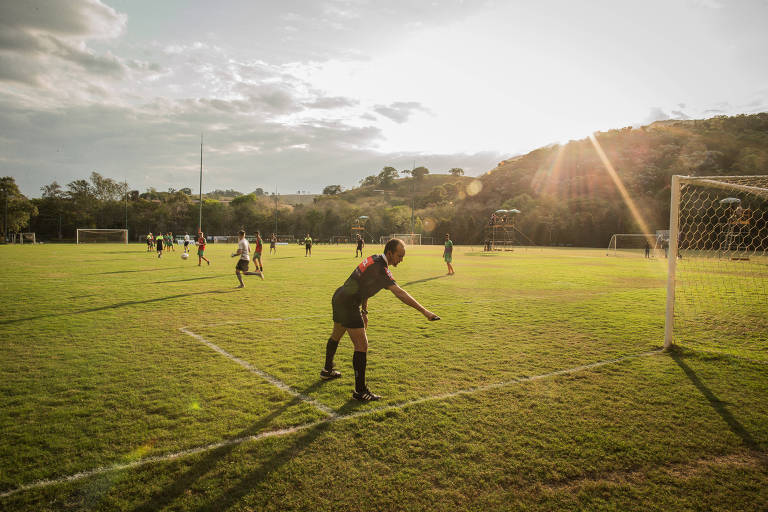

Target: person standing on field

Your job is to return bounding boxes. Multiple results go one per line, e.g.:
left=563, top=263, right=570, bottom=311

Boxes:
left=183, top=232, right=190, bottom=253
left=232, top=230, right=263, bottom=287
left=252, top=230, right=264, bottom=274
left=197, top=231, right=210, bottom=266
left=320, top=238, right=440, bottom=402
left=305, top=233, right=312, bottom=257
left=156, top=232, right=164, bottom=258
left=270, top=233, right=277, bottom=254
left=355, top=234, right=364, bottom=258
left=443, top=233, right=455, bottom=275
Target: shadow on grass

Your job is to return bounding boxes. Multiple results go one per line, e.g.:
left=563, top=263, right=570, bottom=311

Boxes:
left=92, top=266, right=185, bottom=275
left=151, top=275, right=226, bottom=284
left=129, top=380, right=333, bottom=512
left=191, top=399, right=367, bottom=511
left=401, top=275, right=449, bottom=287
left=0, top=289, right=237, bottom=326
left=670, top=349, right=763, bottom=453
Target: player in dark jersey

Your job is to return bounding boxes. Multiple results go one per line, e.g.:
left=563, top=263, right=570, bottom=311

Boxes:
left=355, top=234, right=364, bottom=258
left=155, top=232, right=164, bottom=258
left=321, top=238, right=440, bottom=401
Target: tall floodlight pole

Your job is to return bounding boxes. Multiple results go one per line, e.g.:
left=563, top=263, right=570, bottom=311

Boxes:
left=410, top=159, right=415, bottom=235
left=198, top=134, right=203, bottom=232
left=3, top=191, right=7, bottom=243
left=124, top=180, right=128, bottom=230
left=274, top=185, right=278, bottom=233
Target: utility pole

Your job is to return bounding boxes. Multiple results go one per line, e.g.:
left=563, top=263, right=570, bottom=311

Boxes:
left=274, top=185, right=278, bottom=234
left=3, top=190, right=7, bottom=244
left=124, top=180, right=128, bottom=231
left=198, top=133, right=203, bottom=233
left=410, top=159, right=415, bottom=235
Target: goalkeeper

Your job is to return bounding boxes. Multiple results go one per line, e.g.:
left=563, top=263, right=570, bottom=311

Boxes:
left=320, top=238, right=439, bottom=402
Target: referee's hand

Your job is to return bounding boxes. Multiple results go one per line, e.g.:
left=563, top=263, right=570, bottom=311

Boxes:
left=424, top=310, right=440, bottom=321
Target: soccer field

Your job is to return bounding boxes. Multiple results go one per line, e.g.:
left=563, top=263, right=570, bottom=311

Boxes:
left=1, top=243, right=766, bottom=511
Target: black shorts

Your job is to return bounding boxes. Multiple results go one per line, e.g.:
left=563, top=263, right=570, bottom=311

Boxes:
left=184, top=241, right=189, bottom=247
left=332, top=288, right=363, bottom=329
left=236, top=259, right=249, bottom=272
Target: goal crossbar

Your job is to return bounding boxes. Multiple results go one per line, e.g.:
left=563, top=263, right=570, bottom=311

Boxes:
left=76, top=229, right=128, bottom=244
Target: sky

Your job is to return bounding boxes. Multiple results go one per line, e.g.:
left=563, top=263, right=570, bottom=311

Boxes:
left=1, top=0, right=767, bottom=198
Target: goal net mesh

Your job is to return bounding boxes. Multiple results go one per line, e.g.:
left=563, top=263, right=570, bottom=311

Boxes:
left=392, top=233, right=421, bottom=245
left=76, top=229, right=128, bottom=244
left=606, top=234, right=663, bottom=257
left=666, top=175, right=768, bottom=356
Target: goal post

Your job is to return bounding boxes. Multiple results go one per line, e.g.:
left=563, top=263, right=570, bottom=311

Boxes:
left=606, top=233, right=663, bottom=257
left=392, top=233, right=421, bottom=245
left=76, top=229, right=128, bottom=244
left=664, top=175, right=768, bottom=350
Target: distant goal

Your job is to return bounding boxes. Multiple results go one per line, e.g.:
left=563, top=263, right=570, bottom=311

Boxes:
left=606, top=233, right=664, bottom=257
left=76, top=229, right=128, bottom=244
left=386, top=233, right=421, bottom=245
left=665, top=175, right=768, bottom=350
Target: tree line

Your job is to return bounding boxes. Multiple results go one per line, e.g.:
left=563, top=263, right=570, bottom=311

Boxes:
left=3, top=113, right=767, bottom=245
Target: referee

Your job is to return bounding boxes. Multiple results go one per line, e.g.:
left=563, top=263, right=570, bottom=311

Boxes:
left=321, top=238, right=440, bottom=401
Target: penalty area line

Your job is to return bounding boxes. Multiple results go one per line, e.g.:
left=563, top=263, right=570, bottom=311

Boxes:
left=0, top=348, right=662, bottom=499
left=179, top=327, right=336, bottom=417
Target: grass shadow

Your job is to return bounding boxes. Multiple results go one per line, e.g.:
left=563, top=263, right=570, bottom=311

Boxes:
left=130, top=380, right=329, bottom=512
left=401, top=275, right=449, bottom=287
left=670, top=348, right=763, bottom=454
left=151, top=275, right=226, bottom=284
left=0, top=289, right=237, bottom=326
left=192, top=399, right=366, bottom=511
left=93, top=267, right=185, bottom=275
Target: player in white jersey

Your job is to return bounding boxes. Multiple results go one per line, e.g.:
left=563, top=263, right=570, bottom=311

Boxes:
left=232, top=230, right=263, bottom=287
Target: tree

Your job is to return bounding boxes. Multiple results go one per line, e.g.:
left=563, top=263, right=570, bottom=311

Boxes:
left=89, top=172, right=123, bottom=201
left=41, top=181, right=64, bottom=199
left=253, top=188, right=265, bottom=196
left=1, top=177, right=37, bottom=236
left=323, top=185, right=343, bottom=195
left=412, top=166, right=430, bottom=180
left=449, top=168, right=464, bottom=176
left=359, top=175, right=379, bottom=187
left=377, top=166, right=399, bottom=187
left=179, top=187, right=193, bottom=195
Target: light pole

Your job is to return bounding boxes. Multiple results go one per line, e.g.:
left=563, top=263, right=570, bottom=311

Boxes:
left=198, top=134, right=203, bottom=233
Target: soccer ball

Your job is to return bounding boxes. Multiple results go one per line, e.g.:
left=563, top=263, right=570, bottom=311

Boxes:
left=181, top=253, right=189, bottom=260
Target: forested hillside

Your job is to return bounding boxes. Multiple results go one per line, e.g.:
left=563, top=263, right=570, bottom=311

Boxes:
left=8, top=113, right=768, bottom=246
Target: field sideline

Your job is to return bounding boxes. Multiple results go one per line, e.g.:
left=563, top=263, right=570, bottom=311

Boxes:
left=1, top=242, right=766, bottom=511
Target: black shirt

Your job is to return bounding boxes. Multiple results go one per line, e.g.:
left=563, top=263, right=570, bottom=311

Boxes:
left=337, top=254, right=396, bottom=302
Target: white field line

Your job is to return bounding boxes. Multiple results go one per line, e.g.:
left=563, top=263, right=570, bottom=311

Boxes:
left=179, top=327, right=336, bottom=417
left=0, top=349, right=662, bottom=499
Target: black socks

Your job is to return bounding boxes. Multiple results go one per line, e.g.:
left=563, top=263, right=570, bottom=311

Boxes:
left=324, top=337, right=339, bottom=371
left=353, top=351, right=367, bottom=392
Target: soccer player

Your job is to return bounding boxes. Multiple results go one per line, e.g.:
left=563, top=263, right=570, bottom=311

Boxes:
left=355, top=234, right=364, bottom=258
left=156, top=232, right=164, bottom=258
left=183, top=232, right=190, bottom=253
left=269, top=233, right=277, bottom=254
left=167, top=232, right=175, bottom=252
left=321, top=238, right=440, bottom=401
left=232, top=230, right=262, bottom=287
left=146, top=232, right=154, bottom=252
left=304, top=233, right=312, bottom=256
left=252, top=230, right=264, bottom=274
left=443, top=233, right=455, bottom=275
left=197, top=231, right=210, bottom=266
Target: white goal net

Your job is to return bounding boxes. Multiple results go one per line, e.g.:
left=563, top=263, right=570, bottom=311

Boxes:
left=12, top=232, right=36, bottom=244
left=664, top=175, right=768, bottom=352
left=606, top=233, right=664, bottom=257
left=76, top=229, right=128, bottom=244
left=392, top=233, right=421, bottom=245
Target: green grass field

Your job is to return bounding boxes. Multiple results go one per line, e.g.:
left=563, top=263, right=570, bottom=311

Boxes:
left=1, top=242, right=766, bottom=511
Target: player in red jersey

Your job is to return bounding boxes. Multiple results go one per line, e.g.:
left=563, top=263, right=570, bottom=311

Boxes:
left=197, top=231, right=210, bottom=266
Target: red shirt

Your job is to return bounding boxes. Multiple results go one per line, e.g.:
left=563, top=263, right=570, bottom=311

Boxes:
left=197, top=236, right=206, bottom=249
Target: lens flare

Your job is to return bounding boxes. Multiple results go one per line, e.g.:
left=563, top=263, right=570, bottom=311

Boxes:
left=588, top=133, right=656, bottom=247
left=466, top=180, right=483, bottom=196
left=422, top=217, right=436, bottom=232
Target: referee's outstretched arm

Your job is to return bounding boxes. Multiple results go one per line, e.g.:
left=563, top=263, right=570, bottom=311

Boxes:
left=387, top=284, right=439, bottom=320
